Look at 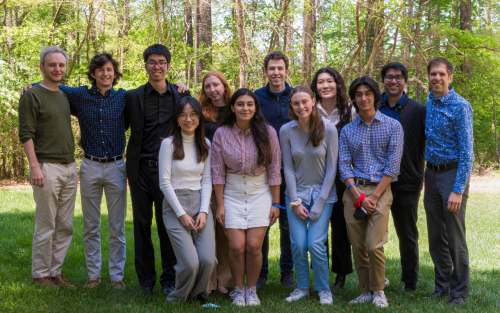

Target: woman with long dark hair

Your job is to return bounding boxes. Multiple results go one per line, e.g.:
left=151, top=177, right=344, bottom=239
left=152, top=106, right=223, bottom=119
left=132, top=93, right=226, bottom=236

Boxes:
left=281, top=85, right=338, bottom=305
left=311, top=68, right=357, bottom=290
left=199, top=71, right=234, bottom=295
left=211, top=88, right=281, bottom=306
left=158, top=96, right=216, bottom=303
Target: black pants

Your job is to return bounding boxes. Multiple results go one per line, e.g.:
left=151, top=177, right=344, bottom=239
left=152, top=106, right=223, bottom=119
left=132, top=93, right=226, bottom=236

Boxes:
left=391, top=189, right=420, bottom=284
left=330, top=176, right=353, bottom=275
left=260, top=176, right=294, bottom=277
left=424, top=168, right=469, bottom=298
left=129, top=164, right=176, bottom=288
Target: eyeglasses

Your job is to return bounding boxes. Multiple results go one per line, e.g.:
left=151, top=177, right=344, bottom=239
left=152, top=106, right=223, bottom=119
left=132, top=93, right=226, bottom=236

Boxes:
left=385, top=75, right=404, bottom=82
left=178, top=113, right=199, bottom=120
left=146, top=61, right=168, bottom=68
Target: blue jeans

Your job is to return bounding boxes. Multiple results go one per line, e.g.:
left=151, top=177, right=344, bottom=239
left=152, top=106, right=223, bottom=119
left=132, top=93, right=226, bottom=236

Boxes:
left=286, top=196, right=333, bottom=291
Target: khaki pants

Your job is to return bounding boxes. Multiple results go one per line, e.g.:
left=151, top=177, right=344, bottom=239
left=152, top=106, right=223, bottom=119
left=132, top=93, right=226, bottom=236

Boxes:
left=31, top=162, right=78, bottom=278
left=343, top=185, right=392, bottom=293
left=208, top=191, right=234, bottom=290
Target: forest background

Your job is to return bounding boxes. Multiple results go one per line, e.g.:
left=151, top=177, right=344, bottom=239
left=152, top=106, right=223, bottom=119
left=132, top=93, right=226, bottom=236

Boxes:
left=0, top=0, right=499, bottom=179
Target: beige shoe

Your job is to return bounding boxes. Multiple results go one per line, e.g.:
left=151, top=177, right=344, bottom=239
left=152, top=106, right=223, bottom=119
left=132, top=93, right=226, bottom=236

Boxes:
left=84, top=278, right=101, bottom=288
left=112, top=279, right=126, bottom=289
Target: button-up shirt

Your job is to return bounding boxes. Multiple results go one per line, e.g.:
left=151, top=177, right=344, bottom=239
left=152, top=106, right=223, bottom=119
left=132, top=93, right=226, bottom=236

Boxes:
left=211, top=124, right=282, bottom=186
left=317, top=101, right=359, bottom=125
left=425, top=87, right=473, bottom=194
left=60, top=84, right=126, bottom=158
left=339, top=110, right=404, bottom=183
left=380, top=92, right=407, bottom=121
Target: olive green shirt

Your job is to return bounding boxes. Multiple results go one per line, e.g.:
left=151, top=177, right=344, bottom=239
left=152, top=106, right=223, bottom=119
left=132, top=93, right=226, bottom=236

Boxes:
left=18, top=84, right=75, bottom=163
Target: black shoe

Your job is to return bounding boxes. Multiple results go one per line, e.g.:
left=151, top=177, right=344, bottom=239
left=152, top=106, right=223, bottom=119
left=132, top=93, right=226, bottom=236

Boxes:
left=430, top=291, right=450, bottom=298
left=256, top=275, right=268, bottom=288
left=163, top=285, right=175, bottom=295
left=447, top=297, right=466, bottom=306
left=196, top=294, right=207, bottom=305
left=331, top=274, right=346, bottom=290
left=142, top=286, right=153, bottom=297
left=403, top=283, right=417, bottom=293
left=280, top=272, right=296, bottom=288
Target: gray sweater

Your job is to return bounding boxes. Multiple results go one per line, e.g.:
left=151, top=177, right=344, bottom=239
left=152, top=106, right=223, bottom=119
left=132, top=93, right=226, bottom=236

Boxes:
left=279, top=118, right=338, bottom=217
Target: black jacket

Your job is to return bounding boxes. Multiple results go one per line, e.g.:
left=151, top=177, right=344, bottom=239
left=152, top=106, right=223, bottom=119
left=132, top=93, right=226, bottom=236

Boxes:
left=124, top=83, right=190, bottom=182
left=377, top=96, right=426, bottom=192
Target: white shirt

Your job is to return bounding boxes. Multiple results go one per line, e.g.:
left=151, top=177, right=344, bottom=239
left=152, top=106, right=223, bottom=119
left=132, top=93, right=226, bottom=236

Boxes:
left=158, top=133, right=212, bottom=217
left=316, top=101, right=358, bottom=125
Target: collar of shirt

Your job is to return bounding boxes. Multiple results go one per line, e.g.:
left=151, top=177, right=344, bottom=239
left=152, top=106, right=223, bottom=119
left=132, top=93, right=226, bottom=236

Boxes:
left=145, top=80, right=173, bottom=96
left=264, top=81, right=292, bottom=98
left=231, top=123, right=252, bottom=137
left=356, top=110, right=383, bottom=126
left=89, top=84, right=115, bottom=98
left=381, top=92, right=407, bottom=109
left=316, top=101, right=338, bottom=119
left=429, top=87, right=455, bottom=104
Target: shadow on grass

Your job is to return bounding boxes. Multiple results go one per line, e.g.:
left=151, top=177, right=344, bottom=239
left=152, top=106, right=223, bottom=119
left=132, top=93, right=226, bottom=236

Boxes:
left=0, top=209, right=499, bottom=312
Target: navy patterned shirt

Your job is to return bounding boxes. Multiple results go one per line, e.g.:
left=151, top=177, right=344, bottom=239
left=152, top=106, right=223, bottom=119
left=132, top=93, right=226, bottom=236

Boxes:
left=339, top=110, right=404, bottom=183
left=60, top=84, right=126, bottom=158
left=425, top=87, right=473, bottom=194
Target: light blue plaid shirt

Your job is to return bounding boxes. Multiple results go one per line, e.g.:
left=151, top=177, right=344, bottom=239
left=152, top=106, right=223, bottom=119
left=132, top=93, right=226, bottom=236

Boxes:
left=339, top=110, right=404, bottom=183
left=425, top=87, right=473, bottom=194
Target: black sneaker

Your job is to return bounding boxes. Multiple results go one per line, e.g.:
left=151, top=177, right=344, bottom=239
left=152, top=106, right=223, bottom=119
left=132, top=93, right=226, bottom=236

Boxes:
left=280, top=272, right=296, bottom=288
left=142, top=286, right=153, bottom=297
left=256, top=275, right=268, bottom=288
left=403, top=283, right=417, bottom=293
left=331, top=274, right=346, bottom=290
left=163, top=285, right=175, bottom=295
left=447, top=297, right=466, bottom=306
left=430, top=291, right=450, bottom=298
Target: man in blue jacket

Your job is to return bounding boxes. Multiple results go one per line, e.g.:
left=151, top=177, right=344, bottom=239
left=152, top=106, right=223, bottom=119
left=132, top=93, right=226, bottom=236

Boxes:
left=254, top=51, right=295, bottom=288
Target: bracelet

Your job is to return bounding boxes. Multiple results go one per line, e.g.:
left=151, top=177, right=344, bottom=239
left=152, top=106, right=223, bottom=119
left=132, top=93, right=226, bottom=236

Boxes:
left=289, top=198, right=302, bottom=209
left=354, top=193, right=365, bottom=209
left=347, top=183, right=356, bottom=191
left=272, top=203, right=287, bottom=210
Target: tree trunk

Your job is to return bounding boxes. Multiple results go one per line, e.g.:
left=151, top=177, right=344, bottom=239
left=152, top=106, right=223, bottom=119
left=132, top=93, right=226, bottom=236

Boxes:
left=283, top=7, right=293, bottom=58
left=195, top=0, right=212, bottom=82
left=184, top=0, right=194, bottom=83
left=413, top=0, right=426, bottom=101
left=235, top=0, right=247, bottom=88
left=459, top=0, right=472, bottom=31
left=301, top=0, right=313, bottom=85
left=402, top=0, right=413, bottom=65
left=365, top=0, right=384, bottom=80
left=493, top=92, right=499, bottom=162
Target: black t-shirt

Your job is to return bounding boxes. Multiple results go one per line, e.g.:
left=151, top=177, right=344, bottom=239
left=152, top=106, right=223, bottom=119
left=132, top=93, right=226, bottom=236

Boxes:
left=204, top=106, right=227, bottom=143
left=140, top=81, right=175, bottom=160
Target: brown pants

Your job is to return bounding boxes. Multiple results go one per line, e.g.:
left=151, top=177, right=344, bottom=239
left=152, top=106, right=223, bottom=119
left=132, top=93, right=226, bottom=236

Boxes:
left=208, top=191, right=234, bottom=289
left=343, top=185, right=392, bottom=293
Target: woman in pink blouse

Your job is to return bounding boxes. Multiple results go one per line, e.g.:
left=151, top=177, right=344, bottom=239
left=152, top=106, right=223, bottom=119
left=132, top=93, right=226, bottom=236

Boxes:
left=211, top=88, right=282, bottom=307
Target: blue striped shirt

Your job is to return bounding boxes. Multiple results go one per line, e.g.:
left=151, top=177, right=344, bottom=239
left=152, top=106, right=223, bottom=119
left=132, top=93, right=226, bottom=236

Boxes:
left=339, top=110, right=404, bottom=183
left=425, top=87, right=473, bottom=194
left=60, top=84, right=126, bottom=158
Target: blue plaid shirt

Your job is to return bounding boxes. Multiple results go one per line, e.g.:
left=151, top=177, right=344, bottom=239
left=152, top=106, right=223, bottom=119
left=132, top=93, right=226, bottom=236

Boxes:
left=60, top=84, right=126, bottom=158
left=339, top=110, right=404, bottom=183
left=425, top=87, right=473, bottom=194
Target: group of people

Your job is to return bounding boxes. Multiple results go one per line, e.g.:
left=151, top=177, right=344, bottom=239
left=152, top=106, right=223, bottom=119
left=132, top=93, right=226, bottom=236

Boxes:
left=19, top=44, right=473, bottom=308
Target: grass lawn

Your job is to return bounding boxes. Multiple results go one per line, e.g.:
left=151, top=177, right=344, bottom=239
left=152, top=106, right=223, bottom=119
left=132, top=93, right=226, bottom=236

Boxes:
left=0, top=188, right=499, bottom=312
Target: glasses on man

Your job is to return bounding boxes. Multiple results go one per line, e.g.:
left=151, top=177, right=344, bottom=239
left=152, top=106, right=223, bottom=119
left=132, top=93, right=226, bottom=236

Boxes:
left=385, top=75, right=404, bottom=82
left=178, top=113, right=199, bottom=120
left=146, top=61, right=168, bottom=68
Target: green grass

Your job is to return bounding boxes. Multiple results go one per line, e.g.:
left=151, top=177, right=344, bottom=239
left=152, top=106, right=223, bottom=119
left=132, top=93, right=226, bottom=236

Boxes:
left=0, top=188, right=499, bottom=312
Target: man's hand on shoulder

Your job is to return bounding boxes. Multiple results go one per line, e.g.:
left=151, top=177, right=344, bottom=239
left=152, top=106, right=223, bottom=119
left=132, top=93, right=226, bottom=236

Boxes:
left=173, top=82, right=189, bottom=94
left=20, top=84, right=33, bottom=97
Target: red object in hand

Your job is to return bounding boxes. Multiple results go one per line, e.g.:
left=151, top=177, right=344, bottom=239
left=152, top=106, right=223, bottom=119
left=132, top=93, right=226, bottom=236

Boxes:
left=354, top=194, right=365, bottom=209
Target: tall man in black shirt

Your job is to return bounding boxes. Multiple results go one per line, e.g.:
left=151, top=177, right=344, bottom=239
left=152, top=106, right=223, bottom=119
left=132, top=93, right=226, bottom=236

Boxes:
left=125, top=44, right=190, bottom=296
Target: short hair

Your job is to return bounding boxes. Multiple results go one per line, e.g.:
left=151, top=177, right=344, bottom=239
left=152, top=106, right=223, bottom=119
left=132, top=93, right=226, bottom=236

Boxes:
left=381, top=62, right=408, bottom=82
left=40, top=46, right=68, bottom=66
left=143, top=44, right=172, bottom=63
left=348, top=75, right=381, bottom=113
left=263, top=50, right=289, bottom=70
left=86, top=53, right=123, bottom=86
left=427, top=57, right=454, bottom=76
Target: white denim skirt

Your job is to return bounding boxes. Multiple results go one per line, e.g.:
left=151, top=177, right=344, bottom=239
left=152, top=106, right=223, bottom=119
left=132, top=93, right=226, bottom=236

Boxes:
left=223, top=172, right=272, bottom=229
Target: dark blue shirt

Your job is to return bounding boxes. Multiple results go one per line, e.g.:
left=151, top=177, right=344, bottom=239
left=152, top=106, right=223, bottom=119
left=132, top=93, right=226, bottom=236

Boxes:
left=380, top=92, right=407, bottom=122
left=254, top=82, right=293, bottom=140
left=60, top=84, right=126, bottom=158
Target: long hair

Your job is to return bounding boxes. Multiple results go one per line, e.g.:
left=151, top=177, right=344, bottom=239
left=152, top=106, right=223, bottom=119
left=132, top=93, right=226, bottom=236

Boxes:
left=311, top=67, right=352, bottom=130
left=289, top=85, right=325, bottom=147
left=168, top=96, right=209, bottom=163
left=348, top=75, right=381, bottom=113
left=220, top=88, right=273, bottom=167
left=199, top=71, right=233, bottom=123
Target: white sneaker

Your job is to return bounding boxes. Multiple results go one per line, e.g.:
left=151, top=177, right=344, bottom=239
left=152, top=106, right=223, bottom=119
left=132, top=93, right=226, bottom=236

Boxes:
left=385, top=278, right=390, bottom=287
left=373, top=291, right=388, bottom=308
left=230, top=288, right=246, bottom=306
left=246, top=287, right=261, bottom=306
left=318, top=290, right=333, bottom=305
left=285, top=288, right=309, bottom=303
left=349, top=292, right=374, bottom=304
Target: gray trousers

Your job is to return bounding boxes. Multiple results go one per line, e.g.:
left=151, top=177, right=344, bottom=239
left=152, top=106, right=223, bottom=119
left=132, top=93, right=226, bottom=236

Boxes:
left=80, top=158, right=127, bottom=281
left=424, top=168, right=469, bottom=298
left=163, top=189, right=216, bottom=302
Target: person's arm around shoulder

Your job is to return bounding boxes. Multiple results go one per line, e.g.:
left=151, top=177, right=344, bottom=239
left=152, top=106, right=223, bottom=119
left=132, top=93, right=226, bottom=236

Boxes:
left=310, top=123, right=338, bottom=222
left=196, top=138, right=213, bottom=230
left=267, top=125, right=281, bottom=226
